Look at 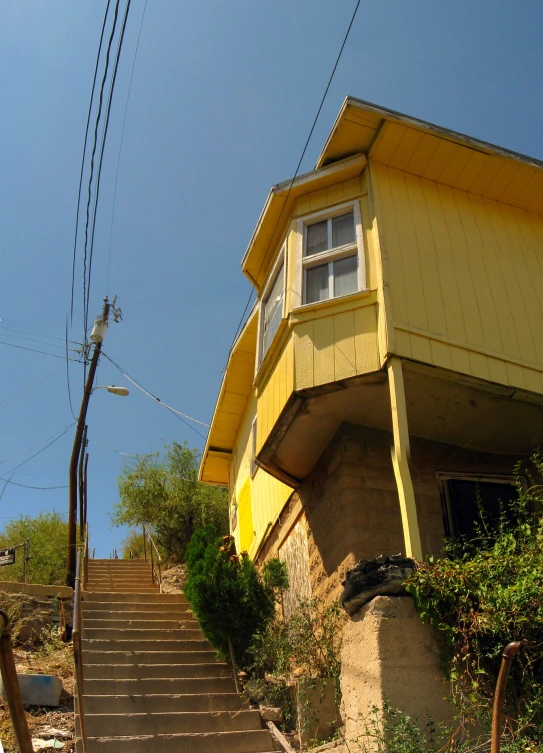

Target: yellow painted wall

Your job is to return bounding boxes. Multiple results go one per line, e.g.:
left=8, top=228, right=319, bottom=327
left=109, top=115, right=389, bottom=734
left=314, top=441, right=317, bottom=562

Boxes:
left=256, top=336, right=294, bottom=454
left=292, top=298, right=380, bottom=390
left=373, top=163, right=543, bottom=394
left=231, top=394, right=293, bottom=558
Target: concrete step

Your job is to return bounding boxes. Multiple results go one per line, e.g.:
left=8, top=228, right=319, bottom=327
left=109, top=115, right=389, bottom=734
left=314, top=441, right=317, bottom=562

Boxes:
left=76, top=730, right=278, bottom=753
left=83, top=676, right=237, bottom=695
left=81, top=693, right=246, bottom=714
left=82, top=592, right=185, bottom=603
left=82, top=602, right=191, bottom=614
left=83, top=618, right=198, bottom=630
left=88, top=560, right=153, bottom=567
left=84, top=663, right=231, bottom=680
left=82, top=650, right=216, bottom=665
left=84, top=579, right=155, bottom=584
left=80, top=710, right=262, bottom=737
left=83, top=628, right=204, bottom=641
left=85, top=588, right=160, bottom=594
left=82, top=639, right=211, bottom=652
left=87, top=567, right=154, bottom=574
left=82, top=610, right=195, bottom=621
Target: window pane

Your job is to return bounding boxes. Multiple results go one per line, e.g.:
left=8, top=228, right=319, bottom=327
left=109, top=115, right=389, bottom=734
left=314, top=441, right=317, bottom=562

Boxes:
left=306, top=263, right=329, bottom=303
left=262, top=265, right=284, bottom=356
left=333, top=255, right=358, bottom=297
left=332, top=212, right=355, bottom=248
left=306, top=220, right=327, bottom=256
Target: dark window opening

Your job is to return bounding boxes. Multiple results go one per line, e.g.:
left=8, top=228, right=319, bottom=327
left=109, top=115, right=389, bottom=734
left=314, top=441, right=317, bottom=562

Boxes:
left=442, top=478, right=518, bottom=541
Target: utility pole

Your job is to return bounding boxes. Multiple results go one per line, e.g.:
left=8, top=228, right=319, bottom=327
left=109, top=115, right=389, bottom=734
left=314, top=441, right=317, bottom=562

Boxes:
left=66, top=297, right=110, bottom=587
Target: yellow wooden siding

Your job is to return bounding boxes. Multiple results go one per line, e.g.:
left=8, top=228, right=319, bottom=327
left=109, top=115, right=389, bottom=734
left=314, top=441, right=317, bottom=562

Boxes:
left=373, top=163, right=543, bottom=393
left=232, top=395, right=293, bottom=558
left=256, top=336, right=294, bottom=454
left=293, top=301, right=380, bottom=390
left=238, top=479, right=253, bottom=553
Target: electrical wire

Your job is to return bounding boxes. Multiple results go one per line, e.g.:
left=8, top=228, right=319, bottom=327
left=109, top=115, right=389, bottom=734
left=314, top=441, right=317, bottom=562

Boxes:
left=106, top=0, right=147, bottom=294
left=0, top=364, right=61, bottom=413
left=0, top=340, right=82, bottom=362
left=88, top=440, right=136, bottom=457
left=224, top=0, right=362, bottom=361
left=87, top=0, right=132, bottom=312
left=0, top=423, right=76, bottom=467
left=0, top=330, right=81, bottom=352
left=82, top=0, right=121, bottom=361
left=101, top=352, right=209, bottom=438
left=0, top=320, right=80, bottom=344
left=2, top=423, right=75, bottom=476
left=70, top=0, right=112, bottom=320
left=66, top=318, right=76, bottom=421
left=0, top=479, right=69, bottom=490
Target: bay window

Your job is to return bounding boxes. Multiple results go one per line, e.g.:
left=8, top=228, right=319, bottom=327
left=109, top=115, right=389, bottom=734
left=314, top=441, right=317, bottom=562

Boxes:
left=297, top=202, right=365, bottom=305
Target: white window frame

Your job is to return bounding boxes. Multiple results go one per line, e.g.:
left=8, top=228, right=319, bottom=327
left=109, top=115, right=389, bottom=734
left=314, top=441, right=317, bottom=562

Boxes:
left=295, top=201, right=365, bottom=308
left=257, top=244, right=286, bottom=368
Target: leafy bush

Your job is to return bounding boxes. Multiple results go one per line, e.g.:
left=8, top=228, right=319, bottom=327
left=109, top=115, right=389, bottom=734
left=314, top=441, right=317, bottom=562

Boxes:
left=184, top=526, right=288, bottom=666
left=0, top=511, right=68, bottom=585
left=249, top=597, right=344, bottom=680
left=112, top=442, right=228, bottom=562
left=406, top=456, right=543, bottom=748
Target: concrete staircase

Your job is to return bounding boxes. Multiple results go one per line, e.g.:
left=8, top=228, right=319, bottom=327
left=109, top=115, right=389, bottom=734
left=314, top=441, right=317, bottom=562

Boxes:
left=77, top=559, right=279, bottom=752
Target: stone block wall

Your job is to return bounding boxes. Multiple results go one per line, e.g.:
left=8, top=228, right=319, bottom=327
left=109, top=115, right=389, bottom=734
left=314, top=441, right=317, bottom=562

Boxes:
left=260, top=422, right=523, bottom=606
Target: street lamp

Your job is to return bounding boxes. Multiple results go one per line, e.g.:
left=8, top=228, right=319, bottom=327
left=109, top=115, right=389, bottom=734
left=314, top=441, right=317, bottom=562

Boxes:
left=92, top=386, right=130, bottom=397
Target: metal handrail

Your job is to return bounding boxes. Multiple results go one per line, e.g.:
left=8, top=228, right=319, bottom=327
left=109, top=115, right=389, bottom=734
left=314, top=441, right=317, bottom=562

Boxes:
left=143, top=525, right=162, bottom=592
left=0, top=609, right=33, bottom=753
left=491, top=641, right=522, bottom=753
left=73, top=548, right=88, bottom=753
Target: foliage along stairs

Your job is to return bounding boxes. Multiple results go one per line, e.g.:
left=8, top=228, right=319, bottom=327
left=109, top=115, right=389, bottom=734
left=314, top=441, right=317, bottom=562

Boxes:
left=77, top=558, right=280, bottom=752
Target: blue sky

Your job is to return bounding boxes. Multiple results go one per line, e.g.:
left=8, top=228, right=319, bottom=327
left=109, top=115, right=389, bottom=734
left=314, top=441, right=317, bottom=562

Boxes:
left=1, top=0, right=542, bottom=558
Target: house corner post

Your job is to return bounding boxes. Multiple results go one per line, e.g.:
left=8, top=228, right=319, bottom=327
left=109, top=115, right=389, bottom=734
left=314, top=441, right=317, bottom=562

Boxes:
left=387, top=357, right=423, bottom=560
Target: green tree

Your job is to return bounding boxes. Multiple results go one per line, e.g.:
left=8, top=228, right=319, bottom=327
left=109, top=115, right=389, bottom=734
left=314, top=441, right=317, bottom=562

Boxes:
left=0, top=511, right=68, bottom=586
left=112, top=442, right=228, bottom=562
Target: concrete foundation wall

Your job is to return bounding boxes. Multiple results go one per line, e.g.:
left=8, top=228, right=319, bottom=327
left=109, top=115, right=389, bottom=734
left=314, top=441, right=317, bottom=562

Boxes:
left=341, top=596, right=452, bottom=742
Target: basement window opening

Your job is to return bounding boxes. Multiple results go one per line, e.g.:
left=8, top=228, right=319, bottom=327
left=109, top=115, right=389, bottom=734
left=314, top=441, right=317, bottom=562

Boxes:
left=439, top=474, right=520, bottom=542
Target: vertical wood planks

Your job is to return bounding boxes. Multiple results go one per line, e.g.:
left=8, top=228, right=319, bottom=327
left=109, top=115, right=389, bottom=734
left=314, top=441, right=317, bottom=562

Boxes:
left=373, top=163, right=543, bottom=395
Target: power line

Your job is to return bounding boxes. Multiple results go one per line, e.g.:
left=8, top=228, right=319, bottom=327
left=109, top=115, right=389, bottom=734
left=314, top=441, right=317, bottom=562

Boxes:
left=3, top=423, right=75, bottom=476
left=87, top=0, right=133, bottom=314
left=0, top=423, right=76, bottom=467
left=82, top=0, right=121, bottom=359
left=0, top=320, right=80, bottom=345
left=0, top=479, right=69, bottom=491
left=0, top=330, right=82, bottom=353
left=224, top=0, right=362, bottom=360
left=0, top=340, right=82, bottom=362
left=107, top=0, right=147, bottom=294
left=101, top=352, right=208, bottom=439
left=65, top=318, right=76, bottom=421
left=0, top=364, right=62, bottom=413
left=70, top=0, right=112, bottom=320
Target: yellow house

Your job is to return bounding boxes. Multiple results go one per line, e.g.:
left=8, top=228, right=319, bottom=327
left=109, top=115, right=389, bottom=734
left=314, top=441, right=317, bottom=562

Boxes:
left=199, top=97, right=543, bottom=615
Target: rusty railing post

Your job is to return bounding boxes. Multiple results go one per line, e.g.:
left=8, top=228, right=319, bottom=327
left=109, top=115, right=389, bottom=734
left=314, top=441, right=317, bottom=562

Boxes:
left=0, top=609, right=33, bottom=753
left=491, top=641, right=522, bottom=753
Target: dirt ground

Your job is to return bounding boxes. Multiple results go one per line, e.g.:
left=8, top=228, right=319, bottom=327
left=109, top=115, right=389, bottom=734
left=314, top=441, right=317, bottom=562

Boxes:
left=0, top=637, right=75, bottom=753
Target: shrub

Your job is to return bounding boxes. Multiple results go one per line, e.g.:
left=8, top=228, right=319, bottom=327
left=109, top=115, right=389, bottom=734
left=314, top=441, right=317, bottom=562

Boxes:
left=184, top=526, right=288, bottom=666
left=406, top=455, right=543, bottom=748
